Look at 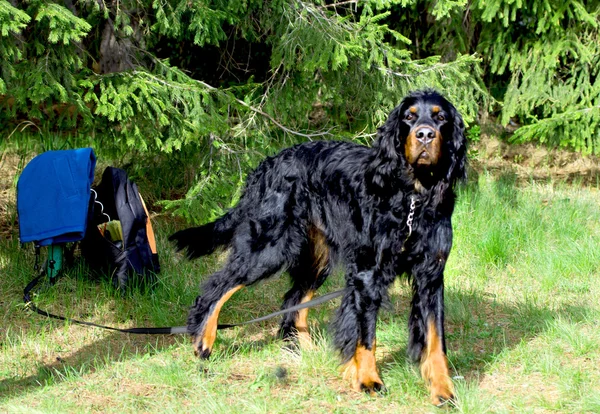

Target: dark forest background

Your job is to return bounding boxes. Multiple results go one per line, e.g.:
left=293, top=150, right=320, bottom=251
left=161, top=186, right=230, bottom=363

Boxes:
left=1, top=0, right=599, bottom=217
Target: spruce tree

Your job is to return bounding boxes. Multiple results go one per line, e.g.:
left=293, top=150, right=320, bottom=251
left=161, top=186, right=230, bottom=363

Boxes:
left=478, top=0, right=600, bottom=154
left=393, top=0, right=600, bottom=154
left=0, top=0, right=482, bottom=155
left=3, top=1, right=596, bottom=154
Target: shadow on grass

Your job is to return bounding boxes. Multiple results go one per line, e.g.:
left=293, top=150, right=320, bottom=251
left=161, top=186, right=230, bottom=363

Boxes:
left=448, top=290, right=589, bottom=377
left=1, top=279, right=590, bottom=401
left=381, top=286, right=591, bottom=382
left=208, top=281, right=590, bottom=396
left=0, top=324, right=182, bottom=399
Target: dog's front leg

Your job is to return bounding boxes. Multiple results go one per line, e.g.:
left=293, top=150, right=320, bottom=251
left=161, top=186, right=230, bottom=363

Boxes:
left=335, top=267, right=394, bottom=396
left=408, top=263, right=454, bottom=406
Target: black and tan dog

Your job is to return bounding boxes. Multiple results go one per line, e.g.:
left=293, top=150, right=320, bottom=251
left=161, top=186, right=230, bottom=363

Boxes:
left=170, top=89, right=467, bottom=405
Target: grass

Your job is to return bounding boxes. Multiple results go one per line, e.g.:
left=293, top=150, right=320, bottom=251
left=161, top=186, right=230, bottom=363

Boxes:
left=1, top=169, right=600, bottom=413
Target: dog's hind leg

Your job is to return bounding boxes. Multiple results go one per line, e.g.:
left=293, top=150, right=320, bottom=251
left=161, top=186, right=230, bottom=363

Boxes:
left=188, top=221, right=301, bottom=358
left=189, top=278, right=244, bottom=359
left=188, top=263, right=282, bottom=358
left=278, top=268, right=328, bottom=348
left=278, top=279, right=315, bottom=347
left=279, top=226, right=331, bottom=346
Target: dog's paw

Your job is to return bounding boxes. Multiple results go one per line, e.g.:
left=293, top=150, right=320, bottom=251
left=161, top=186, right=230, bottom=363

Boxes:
left=279, top=325, right=315, bottom=351
left=343, top=356, right=386, bottom=397
left=359, top=379, right=388, bottom=396
left=421, top=353, right=455, bottom=407
left=192, top=335, right=213, bottom=360
left=278, top=324, right=297, bottom=342
left=429, top=378, right=455, bottom=407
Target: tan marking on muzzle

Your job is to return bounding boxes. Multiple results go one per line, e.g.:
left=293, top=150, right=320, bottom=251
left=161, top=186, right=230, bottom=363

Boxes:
left=405, top=126, right=443, bottom=166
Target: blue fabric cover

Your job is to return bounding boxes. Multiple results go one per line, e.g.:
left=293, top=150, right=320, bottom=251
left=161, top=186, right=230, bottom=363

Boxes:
left=18, top=148, right=96, bottom=246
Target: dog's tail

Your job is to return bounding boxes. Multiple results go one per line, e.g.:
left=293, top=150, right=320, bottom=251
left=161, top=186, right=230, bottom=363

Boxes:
left=168, top=211, right=238, bottom=259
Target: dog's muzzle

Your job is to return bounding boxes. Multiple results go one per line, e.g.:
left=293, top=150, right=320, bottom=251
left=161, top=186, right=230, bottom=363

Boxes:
left=405, top=125, right=442, bottom=166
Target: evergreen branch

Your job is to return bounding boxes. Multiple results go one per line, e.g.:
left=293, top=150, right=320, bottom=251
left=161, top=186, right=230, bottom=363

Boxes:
left=378, top=55, right=478, bottom=78
left=379, top=68, right=412, bottom=78
left=511, top=105, right=600, bottom=153
left=242, top=63, right=283, bottom=135
left=318, top=1, right=358, bottom=9
left=130, top=70, right=333, bottom=140
left=513, top=105, right=600, bottom=133
left=233, top=95, right=334, bottom=140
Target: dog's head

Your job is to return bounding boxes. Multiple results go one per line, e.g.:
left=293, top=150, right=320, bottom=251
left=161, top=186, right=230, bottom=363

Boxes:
left=373, top=89, right=467, bottom=188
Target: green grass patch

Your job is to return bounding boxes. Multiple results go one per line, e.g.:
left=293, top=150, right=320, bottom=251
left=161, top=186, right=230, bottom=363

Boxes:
left=2, top=172, right=600, bottom=412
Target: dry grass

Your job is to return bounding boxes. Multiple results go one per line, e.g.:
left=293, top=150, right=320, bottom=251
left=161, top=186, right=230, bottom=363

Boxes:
left=2, top=143, right=600, bottom=413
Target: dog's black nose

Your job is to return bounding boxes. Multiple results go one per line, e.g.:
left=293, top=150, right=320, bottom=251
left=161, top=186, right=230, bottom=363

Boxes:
left=416, top=127, right=435, bottom=144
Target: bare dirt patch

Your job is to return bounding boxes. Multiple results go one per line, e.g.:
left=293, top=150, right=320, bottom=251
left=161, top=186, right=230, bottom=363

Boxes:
left=0, top=152, right=27, bottom=239
left=471, top=135, right=600, bottom=185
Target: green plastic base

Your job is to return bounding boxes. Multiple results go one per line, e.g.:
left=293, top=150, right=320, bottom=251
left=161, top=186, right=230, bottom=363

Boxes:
left=46, top=244, right=63, bottom=279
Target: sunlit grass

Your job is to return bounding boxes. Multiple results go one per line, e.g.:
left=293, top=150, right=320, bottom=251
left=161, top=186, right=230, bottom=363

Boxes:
left=1, top=172, right=600, bottom=412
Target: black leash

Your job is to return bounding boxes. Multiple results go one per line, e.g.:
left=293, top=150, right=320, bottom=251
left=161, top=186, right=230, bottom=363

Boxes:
left=23, top=274, right=344, bottom=335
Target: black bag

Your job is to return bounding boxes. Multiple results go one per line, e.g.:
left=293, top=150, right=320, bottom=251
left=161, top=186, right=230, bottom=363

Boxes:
left=81, top=167, right=160, bottom=288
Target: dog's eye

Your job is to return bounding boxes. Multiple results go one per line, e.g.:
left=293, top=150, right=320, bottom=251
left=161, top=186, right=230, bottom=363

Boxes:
left=405, top=114, right=415, bottom=121
left=437, top=114, right=445, bottom=121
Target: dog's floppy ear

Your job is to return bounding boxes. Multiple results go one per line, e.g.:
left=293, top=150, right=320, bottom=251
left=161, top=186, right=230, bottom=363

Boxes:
left=376, top=105, right=402, bottom=158
left=367, top=105, right=407, bottom=189
left=444, top=104, right=467, bottom=186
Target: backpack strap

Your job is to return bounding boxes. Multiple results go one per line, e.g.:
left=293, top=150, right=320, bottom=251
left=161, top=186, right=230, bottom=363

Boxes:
left=139, top=194, right=157, bottom=255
